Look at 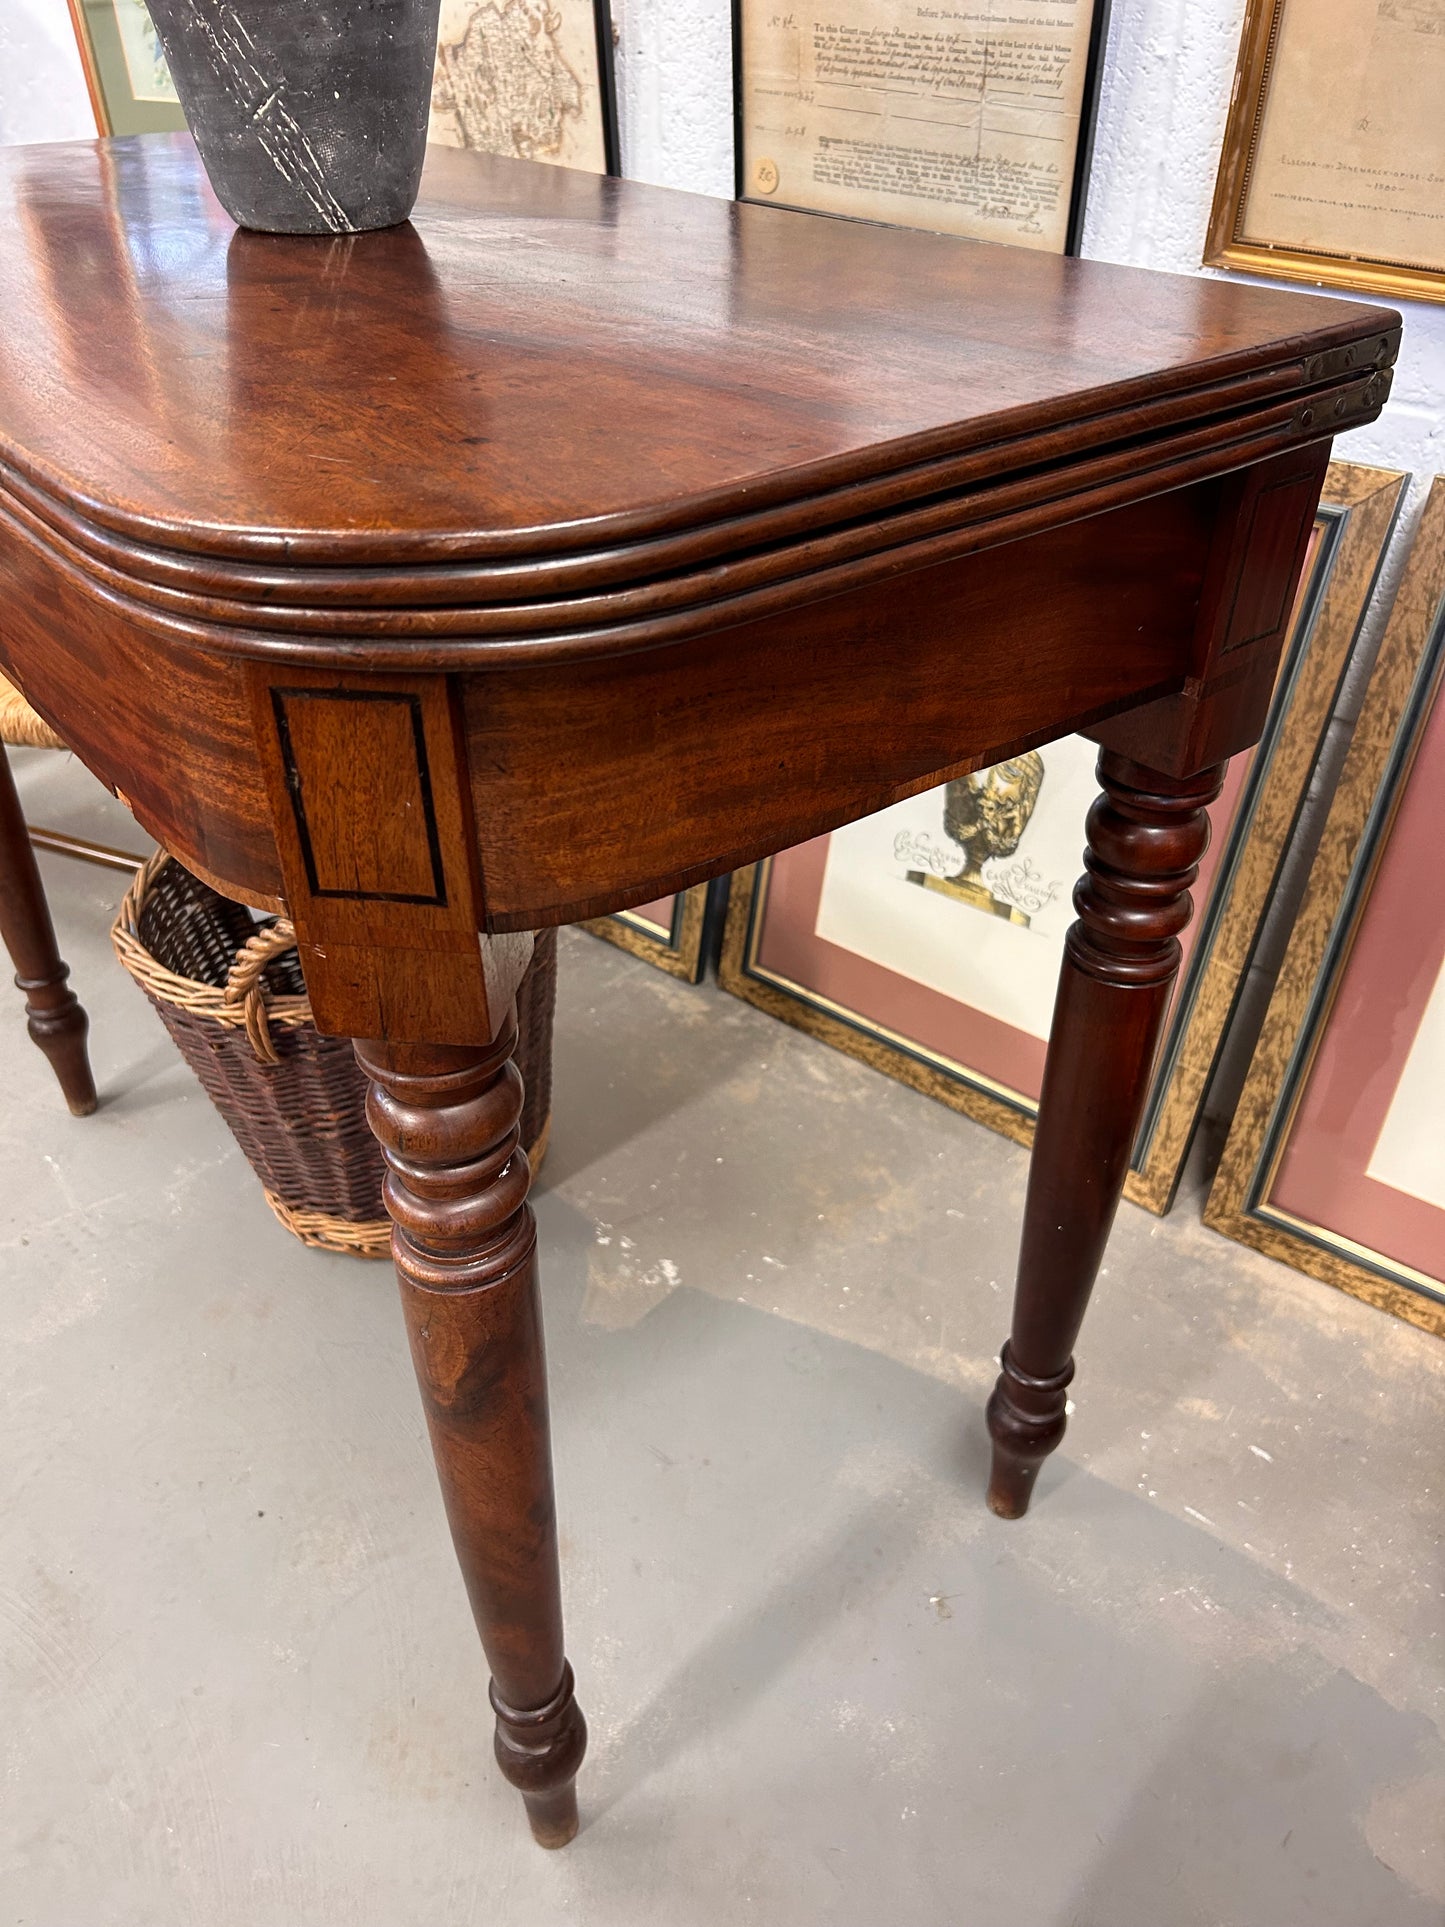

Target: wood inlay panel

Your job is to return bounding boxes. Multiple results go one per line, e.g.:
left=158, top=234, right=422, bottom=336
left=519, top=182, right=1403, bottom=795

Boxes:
left=1221, top=467, right=1329, bottom=655
left=271, top=688, right=446, bottom=905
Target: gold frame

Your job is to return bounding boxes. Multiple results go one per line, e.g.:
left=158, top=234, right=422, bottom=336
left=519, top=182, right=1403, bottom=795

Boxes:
left=582, top=886, right=714, bottom=983
left=1204, top=0, right=1445, bottom=305
left=1205, top=480, right=1445, bottom=1338
left=719, top=462, right=1406, bottom=1214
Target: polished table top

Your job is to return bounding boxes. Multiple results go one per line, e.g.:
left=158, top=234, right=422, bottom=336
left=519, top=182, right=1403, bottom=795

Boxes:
left=0, top=137, right=1393, bottom=615
left=0, top=137, right=1396, bottom=938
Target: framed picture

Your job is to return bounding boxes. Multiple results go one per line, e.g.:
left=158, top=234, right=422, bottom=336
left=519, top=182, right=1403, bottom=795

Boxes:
left=1205, top=0, right=1445, bottom=304
left=69, top=0, right=619, bottom=176
left=67, top=0, right=188, bottom=136
left=718, top=463, right=1406, bottom=1214
left=583, top=880, right=728, bottom=984
left=1205, top=481, right=1445, bottom=1337
left=429, top=0, right=619, bottom=175
left=732, top=0, right=1112, bottom=254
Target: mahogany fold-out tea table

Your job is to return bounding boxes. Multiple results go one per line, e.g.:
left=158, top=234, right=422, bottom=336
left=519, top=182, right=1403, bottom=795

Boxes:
left=0, top=136, right=1397, bottom=1846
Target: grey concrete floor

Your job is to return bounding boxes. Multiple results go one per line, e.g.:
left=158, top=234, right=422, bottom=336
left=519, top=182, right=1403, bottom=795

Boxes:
left=3, top=751, right=1444, bottom=1927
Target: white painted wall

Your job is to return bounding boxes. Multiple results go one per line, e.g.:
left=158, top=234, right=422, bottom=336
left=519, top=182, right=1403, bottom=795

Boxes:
left=4, top=0, right=1442, bottom=1157
left=611, top=0, right=734, bottom=197
left=0, top=3, right=94, bottom=145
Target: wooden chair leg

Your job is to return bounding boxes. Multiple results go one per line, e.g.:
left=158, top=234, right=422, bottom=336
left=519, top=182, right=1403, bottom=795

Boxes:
left=0, top=746, right=96, bottom=1116
left=986, top=750, right=1225, bottom=1519
left=357, top=1017, right=586, bottom=1847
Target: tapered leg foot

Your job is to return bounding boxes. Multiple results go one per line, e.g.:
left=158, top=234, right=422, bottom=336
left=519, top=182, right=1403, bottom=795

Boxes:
left=493, top=1663, right=587, bottom=1846
left=358, top=1019, right=586, bottom=1846
left=986, top=752, right=1225, bottom=1517
left=0, top=747, right=96, bottom=1115
left=16, top=980, right=96, bottom=1115
left=986, top=1346, right=1074, bottom=1518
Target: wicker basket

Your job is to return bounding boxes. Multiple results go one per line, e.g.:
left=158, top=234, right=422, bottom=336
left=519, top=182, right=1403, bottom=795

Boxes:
left=112, top=853, right=556, bottom=1258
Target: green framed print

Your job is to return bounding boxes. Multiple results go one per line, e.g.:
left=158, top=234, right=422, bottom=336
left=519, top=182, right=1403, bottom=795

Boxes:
left=68, top=0, right=188, bottom=136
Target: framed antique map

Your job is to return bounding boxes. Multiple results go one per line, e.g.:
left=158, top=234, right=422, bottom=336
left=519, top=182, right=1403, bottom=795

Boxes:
left=68, top=0, right=188, bottom=135
left=1206, top=482, right=1445, bottom=1336
left=429, top=0, right=619, bottom=175
left=733, top=0, right=1112, bottom=253
left=1206, top=0, right=1445, bottom=302
left=719, top=464, right=1405, bottom=1214
left=583, top=881, right=728, bottom=984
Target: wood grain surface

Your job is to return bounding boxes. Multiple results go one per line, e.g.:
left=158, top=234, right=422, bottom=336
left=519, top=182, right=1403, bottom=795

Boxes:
left=0, top=139, right=1395, bottom=642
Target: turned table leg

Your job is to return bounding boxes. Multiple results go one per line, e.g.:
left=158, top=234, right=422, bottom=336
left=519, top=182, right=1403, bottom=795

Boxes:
left=986, top=750, right=1225, bottom=1518
left=0, top=745, right=96, bottom=1116
left=357, top=1016, right=586, bottom=1846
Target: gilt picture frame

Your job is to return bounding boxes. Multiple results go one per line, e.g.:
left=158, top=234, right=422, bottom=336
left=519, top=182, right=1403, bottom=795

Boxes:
left=1205, top=481, right=1445, bottom=1337
left=1204, top=0, right=1445, bottom=305
left=718, top=463, right=1406, bottom=1214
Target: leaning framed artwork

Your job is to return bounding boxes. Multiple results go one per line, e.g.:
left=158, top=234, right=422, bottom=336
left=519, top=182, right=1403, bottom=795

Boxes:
left=733, top=0, right=1112, bottom=254
left=1206, top=482, right=1445, bottom=1337
left=583, top=880, right=728, bottom=984
left=69, top=0, right=620, bottom=174
left=429, top=0, right=619, bottom=175
left=1205, top=0, right=1445, bottom=304
left=67, top=0, right=188, bottom=136
left=719, top=463, right=1405, bottom=1214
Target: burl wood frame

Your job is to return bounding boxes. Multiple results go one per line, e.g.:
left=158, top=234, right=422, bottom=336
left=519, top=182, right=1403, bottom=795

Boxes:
left=0, top=141, right=1398, bottom=1846
left=1206, top=481, right=1445, bottom=1337
left=582, top=878, right=726, bottom=983
left=719, top=462, right=1406, bottom=1214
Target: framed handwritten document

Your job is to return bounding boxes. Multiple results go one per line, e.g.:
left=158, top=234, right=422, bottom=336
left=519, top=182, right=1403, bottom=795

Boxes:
left=733, top=0, right=1111, bottom=252
left=718, top=465, right=1406, bottom=1215
left=1206, top=0, right=1445, bottom=303
left=1207, top=482, right=1445, bottom=1336
left=429, top=0, right=619, bottom=175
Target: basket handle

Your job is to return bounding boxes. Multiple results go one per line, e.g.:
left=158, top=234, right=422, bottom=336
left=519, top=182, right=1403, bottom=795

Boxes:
left=223, top=919, right=300, bottom=1066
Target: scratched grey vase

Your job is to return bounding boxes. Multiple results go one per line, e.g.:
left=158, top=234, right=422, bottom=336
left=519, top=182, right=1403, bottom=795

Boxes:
left=145, top=0, right=442, bottom=234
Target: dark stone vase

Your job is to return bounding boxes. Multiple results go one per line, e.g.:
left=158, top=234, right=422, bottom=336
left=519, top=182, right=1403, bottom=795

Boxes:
left=145, top=0, right=442, bottom=235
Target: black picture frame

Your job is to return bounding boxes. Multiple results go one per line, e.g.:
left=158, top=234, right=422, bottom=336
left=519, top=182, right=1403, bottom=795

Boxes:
left=592, top=0, right=622, bottom=178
